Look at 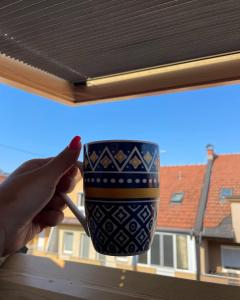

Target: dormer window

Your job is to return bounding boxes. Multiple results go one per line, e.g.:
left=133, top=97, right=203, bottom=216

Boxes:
left=171, top=192, right=184, bottom=203
left=220, top=188, right=233, bottom=200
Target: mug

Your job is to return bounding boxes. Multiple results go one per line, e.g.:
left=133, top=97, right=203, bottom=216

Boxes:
left=68, top=140, right=160, bottom=256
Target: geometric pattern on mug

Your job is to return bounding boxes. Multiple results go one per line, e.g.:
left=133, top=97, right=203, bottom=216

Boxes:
left=86, top=200, right=158, bottom=255
left=84, top=173, right=159, bottom=188
left=85, top=146, right=159, bottom=173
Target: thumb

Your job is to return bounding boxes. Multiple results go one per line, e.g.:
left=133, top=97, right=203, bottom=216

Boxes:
left=41, top=136, right=81, bottom=183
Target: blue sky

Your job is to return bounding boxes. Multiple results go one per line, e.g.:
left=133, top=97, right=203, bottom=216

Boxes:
left=0, top=83, right=240, bottom=173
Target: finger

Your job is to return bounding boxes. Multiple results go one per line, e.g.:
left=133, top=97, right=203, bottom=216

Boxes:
left=57, top=176, right=76, bottom=194
left=44, top=194, right=66, bottom=211
left=34, top=210, right=64, bottom=227
left=57, top=166, right=81, bottom=194
left=40, top=136, right=81, bottom=184
left=65, top=165, right=78, bottom=178
left=10, top=158, right=52, bottom=177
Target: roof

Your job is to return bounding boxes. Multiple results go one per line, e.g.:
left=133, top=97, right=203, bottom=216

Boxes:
left=203, top=216, right=234, bottom=239
left=0, top=1, right=240, bottom=104
left=203, top=154, right=240, bottom=230
left=157, top=164, right=206, bottom=230
left=0, top=174, right=6, bottom=183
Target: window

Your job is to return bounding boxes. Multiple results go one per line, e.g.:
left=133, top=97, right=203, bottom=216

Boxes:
left=46, top=227, right=58, bottom=253
left=37, top=230, right=45, bottom=251
left=220, top=188, right=233, bottom=200
left=63, top=232, right=73, bottom=255
left=163, top=235, right=174, bottom=267
left=138, top=250, right=148, bottom=264
left=138, top=233, right=190, bottom=271
left=171, top=192, right=184, bottom=203
left=222, top=246, right=240, bottom=270
left=116, top=256, right=129, bottom=263
left=150, top=234, right=161, bottom=265
left=77, top=192, right=85, bottom=209
left=176, top=235, right=188, bottom=270
left=79, top=233, right=90, bottom=259
left=96, top=253, right=106, bottom=264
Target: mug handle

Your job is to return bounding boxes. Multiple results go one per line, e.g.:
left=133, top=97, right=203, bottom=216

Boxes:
left=60, top=161, right=90, bottom=236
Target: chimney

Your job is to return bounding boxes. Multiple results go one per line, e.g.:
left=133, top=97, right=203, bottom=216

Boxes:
left=177, top=171, right=182, bottom=180
left=206, top=144, right=215, bottom=160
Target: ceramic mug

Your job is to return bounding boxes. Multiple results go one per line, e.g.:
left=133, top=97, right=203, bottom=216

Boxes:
left=72, top=140, right=160, bottom=256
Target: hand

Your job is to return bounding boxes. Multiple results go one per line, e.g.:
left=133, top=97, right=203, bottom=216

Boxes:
left=0, top=136, right=81, bottom=257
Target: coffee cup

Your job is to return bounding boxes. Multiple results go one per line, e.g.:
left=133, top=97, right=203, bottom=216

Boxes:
left=68, top=140, right=160, bottom=256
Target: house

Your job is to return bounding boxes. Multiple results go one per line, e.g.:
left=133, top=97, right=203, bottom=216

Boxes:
left=24, top=147, right=240, bottom=285
left=137, top=162, right=205, bottom=279
left=200, top=150, right=240, bottom=285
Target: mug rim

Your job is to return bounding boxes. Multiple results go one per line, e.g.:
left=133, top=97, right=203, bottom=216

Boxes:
left=85, top=139, right=159, bottom=147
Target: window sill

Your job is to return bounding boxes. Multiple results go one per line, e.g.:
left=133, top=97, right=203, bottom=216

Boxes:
left=0, top=254, right=239, bottom=299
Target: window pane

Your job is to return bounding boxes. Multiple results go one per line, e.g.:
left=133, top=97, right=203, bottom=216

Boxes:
left=138, top=251, right=148, bottom=264
left=97, top=253, right=106, bottom=264
left=171, top=193, right=184, bottom=203
left=163, top=235, right=174, bottom=267
left=150, top=234, right=160, bottom=265
left=222, top=247, right=240, bottom=269
left=80, top=233, right=89, bottom=259
left=37, top=230, right=45, bottom=251
left=220, top=188, right=233, bottom=200
left=63, top=232, right=73, bottom=253
left=47, top=227, right=58, bottom=253
left=176, top=235, right=189, bottom=270
left=116, top=256, right=128, bottom=263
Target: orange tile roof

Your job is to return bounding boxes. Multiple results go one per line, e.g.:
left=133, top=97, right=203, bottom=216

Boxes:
left=0, top=174, right=6, bottom=183
left=157, top=164, right=206, bottom=229
left=203, top=154, right=240, bottom=229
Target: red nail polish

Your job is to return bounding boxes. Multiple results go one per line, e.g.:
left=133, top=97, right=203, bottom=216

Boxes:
left=68, top=136, right=81, bottom=150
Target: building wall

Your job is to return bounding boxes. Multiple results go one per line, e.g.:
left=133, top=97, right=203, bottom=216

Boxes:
left=208, top=240, right=222, bottom=274
left=200, top=239, right=209, bottom=274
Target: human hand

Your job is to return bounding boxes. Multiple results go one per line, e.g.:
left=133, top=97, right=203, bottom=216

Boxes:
left=0, top=136, right=81, bottom=257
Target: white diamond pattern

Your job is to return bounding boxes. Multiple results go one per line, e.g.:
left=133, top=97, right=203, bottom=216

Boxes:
left=86, top=200, right=158, bottom=255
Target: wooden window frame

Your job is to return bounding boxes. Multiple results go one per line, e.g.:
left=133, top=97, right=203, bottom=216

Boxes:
left=1, top=253, right=239, bottom=299
left=1, top=53, right=240, bottom=106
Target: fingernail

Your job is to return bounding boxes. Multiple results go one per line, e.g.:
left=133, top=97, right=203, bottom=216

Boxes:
left=68, top=136, right=81, bottom=150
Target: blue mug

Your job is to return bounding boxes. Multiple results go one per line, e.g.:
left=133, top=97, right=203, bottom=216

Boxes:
left=74, top=140, right=160, bottom=256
